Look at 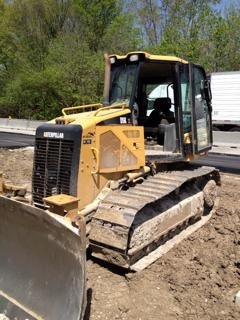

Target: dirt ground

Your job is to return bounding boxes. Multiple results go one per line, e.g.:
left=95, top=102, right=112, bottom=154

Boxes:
left=0, top=147, right=239, bottom=320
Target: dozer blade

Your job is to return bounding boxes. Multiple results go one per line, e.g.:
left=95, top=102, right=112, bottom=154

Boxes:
left=0, top=196, right=86, bottom=320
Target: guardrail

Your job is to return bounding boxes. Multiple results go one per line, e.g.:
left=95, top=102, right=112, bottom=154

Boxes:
left=0, top=118, right=46, bottom=135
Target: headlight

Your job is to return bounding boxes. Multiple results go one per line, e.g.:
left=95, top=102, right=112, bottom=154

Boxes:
left=110, top=57, right=116, bottom=64
left=129, top=54, right=139, bottom=62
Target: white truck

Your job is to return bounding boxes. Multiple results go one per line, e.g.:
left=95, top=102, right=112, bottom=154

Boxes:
left=211, top=71, right=240, bottom=131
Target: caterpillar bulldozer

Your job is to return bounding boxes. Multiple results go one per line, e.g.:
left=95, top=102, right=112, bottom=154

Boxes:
left=0, top=52, right=220, bottom=320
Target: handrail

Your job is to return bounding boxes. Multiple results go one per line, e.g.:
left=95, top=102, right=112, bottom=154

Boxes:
left=62, top=103, right=103, bottom=116
left=93, top=102, right=129, bottom=117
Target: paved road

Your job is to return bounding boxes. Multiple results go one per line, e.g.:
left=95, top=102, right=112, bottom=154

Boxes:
left=194, top=153, right=240, bottom=174
left=0, top=132, right=34, bottom=148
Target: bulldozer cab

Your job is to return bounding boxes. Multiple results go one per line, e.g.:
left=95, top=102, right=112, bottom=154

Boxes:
left=108, top=53, right=213, bottom=161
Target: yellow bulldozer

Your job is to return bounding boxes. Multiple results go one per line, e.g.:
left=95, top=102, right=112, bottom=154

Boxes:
left=0, top=52, right=220, bottom=320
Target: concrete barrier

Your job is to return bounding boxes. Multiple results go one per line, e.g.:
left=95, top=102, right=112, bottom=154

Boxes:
left=0, top=118, right=46, bottom=135
left=213, top=131, right=240, bottom=148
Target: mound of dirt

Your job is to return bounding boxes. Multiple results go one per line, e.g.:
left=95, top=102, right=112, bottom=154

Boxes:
left=86, top=174, right=240, bottom=320
left=0, top=147, right=33, bottom=191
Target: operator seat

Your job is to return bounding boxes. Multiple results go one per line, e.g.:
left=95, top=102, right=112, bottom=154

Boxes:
left=147, top=97, right=175, bottom=127
left=145, top=97, right=175, bottom=146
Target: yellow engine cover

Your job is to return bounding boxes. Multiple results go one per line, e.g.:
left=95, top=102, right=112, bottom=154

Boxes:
left=96, top=125, right=145, bottom=173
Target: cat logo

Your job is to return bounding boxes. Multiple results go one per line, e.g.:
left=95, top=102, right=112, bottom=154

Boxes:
left=43, top=132, right=64, bottom=139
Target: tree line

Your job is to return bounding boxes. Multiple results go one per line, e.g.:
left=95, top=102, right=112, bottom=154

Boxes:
left=0, top=0, right=239, bottom=119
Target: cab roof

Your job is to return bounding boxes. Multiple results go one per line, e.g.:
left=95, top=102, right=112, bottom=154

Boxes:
left=109, top=51, right=188, bottom=64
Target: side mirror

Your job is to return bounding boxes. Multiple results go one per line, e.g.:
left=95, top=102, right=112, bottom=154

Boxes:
left=204, top=79, right=212, bottom=102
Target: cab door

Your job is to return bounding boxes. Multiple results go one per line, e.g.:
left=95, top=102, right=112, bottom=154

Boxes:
left=178, top=63, right=212, bottom=156
left=190, top=64, right=212, bottom=153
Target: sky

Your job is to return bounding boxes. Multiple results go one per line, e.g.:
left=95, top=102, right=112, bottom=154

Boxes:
left=219, top=0, right=239, bottom=10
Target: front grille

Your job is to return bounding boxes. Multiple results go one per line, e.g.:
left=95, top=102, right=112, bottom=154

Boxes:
left=32, top=138, right=74, bottom=205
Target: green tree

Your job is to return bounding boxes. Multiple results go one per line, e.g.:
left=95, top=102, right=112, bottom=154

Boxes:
left=7, top=0, right=74, bottom=69
left=0, top=0, right=116, bottom=118
left=136, top=0, right=161, bottom=46
left=1, top=0, right=240, bottom=119
left=102, top=13, right=140, bottom=52
left=73, top=0, right=121, bottom=52
left=158, top=1, right=220, bottom=60
left=0, top=0, right=77, bottom=118
left=212, top=6, right=240, bottom=71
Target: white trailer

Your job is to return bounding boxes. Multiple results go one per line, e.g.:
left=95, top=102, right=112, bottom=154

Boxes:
left=211, top=71, right=240, bottom=131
